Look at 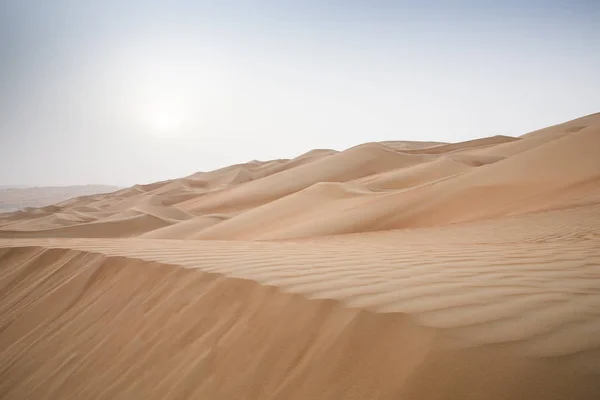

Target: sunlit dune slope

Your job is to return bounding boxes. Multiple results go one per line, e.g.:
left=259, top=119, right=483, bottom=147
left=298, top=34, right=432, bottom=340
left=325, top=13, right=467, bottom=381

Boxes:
left=2, top=113, right=598, bottom=240
left=139, top=214, right=231, bottom=239
left=176, top=144, right=432, bottom=215
left=1, top=112, right=594, bottom=241
left=401, top=134, right=518, bottom=154
left=192, top=122, right=600, bottom=240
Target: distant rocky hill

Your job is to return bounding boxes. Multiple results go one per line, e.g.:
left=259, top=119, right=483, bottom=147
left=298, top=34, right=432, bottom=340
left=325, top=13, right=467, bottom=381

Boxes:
left=0, top=185, right=121, bottom=213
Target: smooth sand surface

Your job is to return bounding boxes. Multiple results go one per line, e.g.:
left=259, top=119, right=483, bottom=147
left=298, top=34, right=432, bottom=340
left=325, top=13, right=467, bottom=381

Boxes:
left=0, top=113, right=599, bottom=399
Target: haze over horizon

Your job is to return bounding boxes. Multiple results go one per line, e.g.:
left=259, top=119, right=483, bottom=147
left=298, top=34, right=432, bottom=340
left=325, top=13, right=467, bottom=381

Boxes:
left=1, top=0, right=599, bottom=186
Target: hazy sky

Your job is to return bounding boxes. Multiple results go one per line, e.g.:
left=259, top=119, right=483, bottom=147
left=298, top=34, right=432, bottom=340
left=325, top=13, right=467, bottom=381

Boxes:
left=1, top=0, right=598, bottom=186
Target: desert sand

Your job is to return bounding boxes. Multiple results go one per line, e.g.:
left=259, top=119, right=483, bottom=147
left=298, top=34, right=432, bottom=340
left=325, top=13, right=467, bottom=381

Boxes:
left=0, top=113, right=599, bottom=399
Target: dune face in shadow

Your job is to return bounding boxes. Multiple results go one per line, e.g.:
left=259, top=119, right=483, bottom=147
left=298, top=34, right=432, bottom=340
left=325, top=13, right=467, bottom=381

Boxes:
left=0, top=243, right=598, bottom=400
left=1, top=113, right=600, bottom=399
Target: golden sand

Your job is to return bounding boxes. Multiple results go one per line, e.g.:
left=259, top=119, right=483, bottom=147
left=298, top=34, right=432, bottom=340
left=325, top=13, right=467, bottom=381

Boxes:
left=1, top=113, right=599, bottom=399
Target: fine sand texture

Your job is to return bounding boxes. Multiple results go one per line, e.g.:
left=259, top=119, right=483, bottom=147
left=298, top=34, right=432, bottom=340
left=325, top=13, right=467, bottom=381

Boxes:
left=0, top=113, right=600, bottom=399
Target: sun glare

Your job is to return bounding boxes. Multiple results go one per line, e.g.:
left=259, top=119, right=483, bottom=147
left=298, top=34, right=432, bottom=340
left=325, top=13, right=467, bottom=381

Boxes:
left=116, top=47, right=233, bottom=139
left=138, top=95, right=189, bottom=138
left=145, top=108, right=184, bottom=136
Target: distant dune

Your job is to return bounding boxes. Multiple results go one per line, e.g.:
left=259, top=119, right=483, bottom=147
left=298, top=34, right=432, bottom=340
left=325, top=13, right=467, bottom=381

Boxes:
left=1, top=113, right=599, bottom=399
left=0, top=185, right=121, bottom=213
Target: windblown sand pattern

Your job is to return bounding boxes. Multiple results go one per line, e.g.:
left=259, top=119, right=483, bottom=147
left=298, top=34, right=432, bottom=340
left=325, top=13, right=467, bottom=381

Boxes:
left=1, top=113, right=599, bottom=399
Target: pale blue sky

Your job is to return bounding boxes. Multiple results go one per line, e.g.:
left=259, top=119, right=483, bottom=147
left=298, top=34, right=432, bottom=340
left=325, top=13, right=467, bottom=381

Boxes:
left=1, top=0, right=598, bottom=186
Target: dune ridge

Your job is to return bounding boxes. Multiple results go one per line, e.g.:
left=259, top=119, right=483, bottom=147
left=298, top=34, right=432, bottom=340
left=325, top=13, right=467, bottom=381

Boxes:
left=2, top=113, right=598, bottom=240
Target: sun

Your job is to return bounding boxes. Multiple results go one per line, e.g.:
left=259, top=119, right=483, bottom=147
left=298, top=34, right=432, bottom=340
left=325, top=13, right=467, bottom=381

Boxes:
left=114, top=41, right=235, bottom=140
left=148, top=111, right=183, bottom=135
left=141, top=101, right=187, bottom=137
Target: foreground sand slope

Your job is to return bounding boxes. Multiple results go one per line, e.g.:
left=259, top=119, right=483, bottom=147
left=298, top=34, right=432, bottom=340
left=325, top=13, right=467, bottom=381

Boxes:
left=1, top=202, right=599, bottom=399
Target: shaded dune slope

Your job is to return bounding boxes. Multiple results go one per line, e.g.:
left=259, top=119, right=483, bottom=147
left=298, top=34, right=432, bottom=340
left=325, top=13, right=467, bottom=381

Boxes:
left=0, top=213, right=174, bottom=239
left=0, top=236, right=598, bottom=399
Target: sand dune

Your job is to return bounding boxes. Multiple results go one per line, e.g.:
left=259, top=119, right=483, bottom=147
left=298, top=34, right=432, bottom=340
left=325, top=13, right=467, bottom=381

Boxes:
left=354, top=157, right=473, bottom=190
left=191, top=182, right=381, bottom=240
left=379, top=140, right=448, bottom=150
left=145, top=178, right=210, bottom=195
left=0, top=212, right=174, bottom=238
left=177, top=144, right=432, bottom=215
left=401, top=135, right=519, bottom=154
left=0, top=185, right=120, bottom=213
left=130, top=195, right=195, bottom=221
left=520, top=112, right=599, bottom=140
left=0, top=210, right=52, bottom=228
left=140, top=214, right=232, bottom=239
left=1, top=113, right=600, bottom=399
left=194, top=119, right=600, bottom=240
left=0, top=217, right=599, bottom=399
left=448, top=153, right=505, bottom=167
left=0, top=211, right=91, bottom=231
